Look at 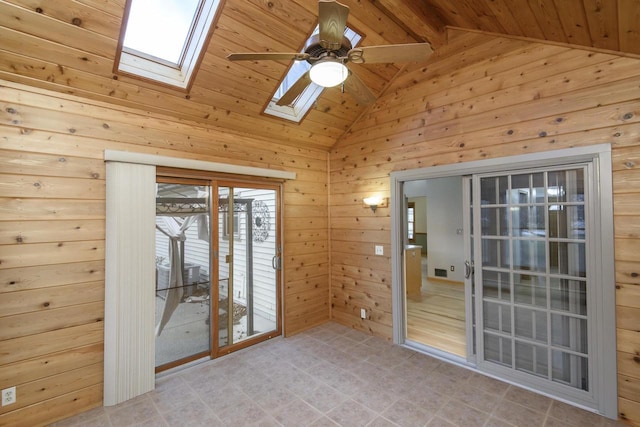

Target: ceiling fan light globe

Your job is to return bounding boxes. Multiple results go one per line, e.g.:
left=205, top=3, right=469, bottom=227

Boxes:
left=309, top=60, right=348, bottom=87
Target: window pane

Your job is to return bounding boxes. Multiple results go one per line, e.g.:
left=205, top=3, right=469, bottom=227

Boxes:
left=514, top=274, right=547, bottom=308
left=481, top=207, right=508, bottom=236
left=548, top=170, right=584, bottom=203
left=516, top=341, right=548, bottom=378
left=485, top=333, right=512, bottom=367
left=549, top=205, right=585, bottom=239
left=512, top=206, right=546, bottom=237
left=124, top=0, right=201, bottom=64
left=483, top=270, right=510, bottom=301
left=513, top=240, right=546, bottom=273
left=552, top=350, right=588, bottom=391
left=483, top=301, right=511, bottom=334
left=481, top=176, right=508, bottom=204
left=550, top=278, right=587, bottom=315
left=549, top=242, right=586, bottom=277
left=482, top=239, right=511, bottom=269
left=551, top=314, right=588, bottom=354
left=514, top=307, right=547, bottom=343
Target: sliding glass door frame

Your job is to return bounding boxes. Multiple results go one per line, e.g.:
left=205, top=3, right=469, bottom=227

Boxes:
left=156, top=168, right=284, bottom=366
left=213, top=179, right=283, bottom=357
left=390, top=145, right=617, bottom=418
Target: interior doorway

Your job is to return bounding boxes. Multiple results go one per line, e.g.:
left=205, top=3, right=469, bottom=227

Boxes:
left=404, top=178, right=466, bottom=358
left=154, top=174, right=282, bottom=372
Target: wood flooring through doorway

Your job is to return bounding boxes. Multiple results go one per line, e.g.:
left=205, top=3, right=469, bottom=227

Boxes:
left=406, top=257, right=466, bottom=357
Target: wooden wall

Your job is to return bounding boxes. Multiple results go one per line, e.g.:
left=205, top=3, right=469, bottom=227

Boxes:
left=329, top=30, right=640, bottom=424
left=0, top=80, right=329, bottom=426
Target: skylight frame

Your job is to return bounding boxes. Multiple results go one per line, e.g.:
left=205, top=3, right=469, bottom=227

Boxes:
left=264, top=26, right=362, bottom=123
left=114, top=0, right=222, bottom=91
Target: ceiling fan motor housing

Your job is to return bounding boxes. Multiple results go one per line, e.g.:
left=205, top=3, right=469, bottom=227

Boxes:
left=304, top=34, right=352, bottom=64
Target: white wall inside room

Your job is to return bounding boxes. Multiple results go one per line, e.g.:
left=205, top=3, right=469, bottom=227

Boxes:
left=408, top=196, right=427, bottom=253
left=405, top=177, right=464, bottom=282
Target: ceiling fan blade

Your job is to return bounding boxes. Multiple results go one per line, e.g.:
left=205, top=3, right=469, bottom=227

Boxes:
left=318, top=0, right=349, bottom=50
left=227, top=52, right=310, bottom=61
left=276, top=71, right=312, bottom=106
left=350, top=43, right=433, bottom=64
left=343, top=71, right=376, bottom=105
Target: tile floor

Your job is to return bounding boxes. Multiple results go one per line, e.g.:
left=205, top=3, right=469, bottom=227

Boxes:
left=50, top=322, right=625, bottom=427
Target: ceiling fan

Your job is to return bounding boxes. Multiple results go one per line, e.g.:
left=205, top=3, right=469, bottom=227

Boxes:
left=226, top=0, right=433, bottom=106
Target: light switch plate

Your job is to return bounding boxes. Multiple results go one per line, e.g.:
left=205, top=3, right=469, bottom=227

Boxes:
left=375, top=245, right=383, bottom=256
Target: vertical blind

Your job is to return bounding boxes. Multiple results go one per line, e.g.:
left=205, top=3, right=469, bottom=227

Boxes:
left=104, top=161, right=156, bottom=406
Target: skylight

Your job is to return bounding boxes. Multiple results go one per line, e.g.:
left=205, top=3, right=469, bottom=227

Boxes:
left=264, top=26, right=362, bottom=123
left=116, top=0, right=221, bottom=89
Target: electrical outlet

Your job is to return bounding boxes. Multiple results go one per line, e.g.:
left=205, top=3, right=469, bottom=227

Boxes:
left=375, top=245, right=383, bottom=256
left=450, top=265, right=455, bottom=272
left=360, top=308, right=366, bottom=319
left=2, top=386, right=16, bottom=406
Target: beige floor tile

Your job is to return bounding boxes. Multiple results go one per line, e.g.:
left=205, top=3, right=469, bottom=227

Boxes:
left=271, top=397, right=323, bottom=427
left=426, top=417, right=457, bottom=427
left=51, top=322, right=623, bottom=427
left=159, top=399, right=221, bottom=427
left=369, top=416, right=402, bottom=426
left=106, top=397, right=160, bottom=427
left=465, top=372, right=510, bottom=396
left=352, top=382, right=398, bottom=413
left=548, top=401, right=608, bottom=427
left=299, top=382, right=350, bottom=413
left=381, top=398, right=434, bottom=427
left=436, top=400, right=489, bottom=427
left=309, top=416, right=342, bottom=426
left=484, top=417, right=516, bottom=427
left=492, top=400, right=546, bottom=427
left=326, top=399, right=378, bottom=427
left=453, top=385, right=499, bottom=413
left=504, top=385, right=552, bottom=414
left=217, top=399, right=269, bottom=426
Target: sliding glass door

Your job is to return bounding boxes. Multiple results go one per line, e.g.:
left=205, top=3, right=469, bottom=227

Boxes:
left=155, top=175, right=282, bottom=369
left=216, top=183, right=280, bottom=353
left=394, top=147, right=616, bottom=417
left=155, top=180, right=211, bottom=370
left=474, top=166, right=591, bottom=395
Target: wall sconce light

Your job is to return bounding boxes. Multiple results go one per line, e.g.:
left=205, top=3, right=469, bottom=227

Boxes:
left=363, top=196, right=388, bottom=212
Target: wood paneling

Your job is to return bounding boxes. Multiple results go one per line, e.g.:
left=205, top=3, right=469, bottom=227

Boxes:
left=0, top=0, right=639, bottom=422
left=0, top=0, right=421, bottom=151
left=1, top=0, right=638, bottom=155
left=0, top=80, right=328, bottom=426
left=329, top=30, right=640, bottom=422
left=392, top=0, right=640, bottom=55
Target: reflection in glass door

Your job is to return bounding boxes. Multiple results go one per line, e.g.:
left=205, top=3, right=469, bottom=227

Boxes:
left=155, top=181, right=211, bottom=370
left=154, top=177, right=282, bottom=369
left=474, top=166, right=591, bottom=396
left=216, top=184, right=280, bottom=353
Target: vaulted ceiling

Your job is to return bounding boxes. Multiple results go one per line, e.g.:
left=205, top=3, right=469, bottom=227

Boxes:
left=1, top=0, right=639, bottom=151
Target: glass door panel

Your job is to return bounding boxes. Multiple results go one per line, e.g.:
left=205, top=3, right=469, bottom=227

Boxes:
left=475, top=166, right=590, bottom=392
left=155, top=182, right=211, bottom=370
left=216, top=184, right=280, bottom=352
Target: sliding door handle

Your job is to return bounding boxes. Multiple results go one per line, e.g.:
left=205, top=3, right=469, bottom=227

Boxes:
left=272, top=255, right=281, bottom=271
left=464, top=260, right=474, bottom=279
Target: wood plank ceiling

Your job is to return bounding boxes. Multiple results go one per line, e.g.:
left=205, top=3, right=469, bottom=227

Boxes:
left=0, top=0, right=639, bottom=151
